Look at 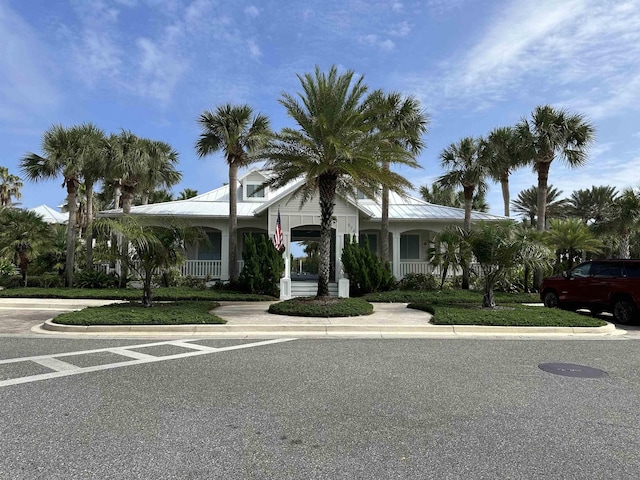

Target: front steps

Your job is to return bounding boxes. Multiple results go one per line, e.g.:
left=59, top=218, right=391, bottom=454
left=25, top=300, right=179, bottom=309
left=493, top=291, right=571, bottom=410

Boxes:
left=290, top=281, right=339, bottom=298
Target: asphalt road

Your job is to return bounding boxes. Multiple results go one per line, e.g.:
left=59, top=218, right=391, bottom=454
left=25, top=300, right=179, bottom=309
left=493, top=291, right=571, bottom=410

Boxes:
left=2, top=337, right=640, bottom=479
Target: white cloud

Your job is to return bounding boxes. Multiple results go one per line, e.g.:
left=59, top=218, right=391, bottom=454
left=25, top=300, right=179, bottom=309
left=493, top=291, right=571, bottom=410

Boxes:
left=244, top=5, right=259, bottom=17
left=389, top=20, right=410, bottom=37
left=391, top=2, right=403, bottom=12
left=408, top=0, right=640, bottom=118
left=247, top=39, right=262, bottom=60
left=358, top=34, right=395, bottom=51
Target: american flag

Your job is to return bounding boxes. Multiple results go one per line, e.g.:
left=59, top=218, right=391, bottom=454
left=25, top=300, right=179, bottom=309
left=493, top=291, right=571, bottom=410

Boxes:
left=273, top=208, right=283, bottom=251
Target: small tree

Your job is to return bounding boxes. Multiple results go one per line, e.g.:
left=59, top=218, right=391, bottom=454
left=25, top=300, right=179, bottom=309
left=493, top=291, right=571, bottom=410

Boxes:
left=238, top=234, right=285, bottom=296
left=463, top=221, right=552, bottom=307
left=428, top=227, right=468, bottom=290
left=341, top=235, right=393, bottom=296
left=95, top=216, right=205, bottom=307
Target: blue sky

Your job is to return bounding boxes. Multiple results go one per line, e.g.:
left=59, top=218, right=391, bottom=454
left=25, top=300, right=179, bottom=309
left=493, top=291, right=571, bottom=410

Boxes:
left=2, top=0, right=639, bottom=217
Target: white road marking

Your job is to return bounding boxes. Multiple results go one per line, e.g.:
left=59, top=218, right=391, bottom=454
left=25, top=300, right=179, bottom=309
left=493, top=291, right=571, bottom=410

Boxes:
left=0, top=338, right=296, bottom=388
left=32, top=357, right=78, bottom=372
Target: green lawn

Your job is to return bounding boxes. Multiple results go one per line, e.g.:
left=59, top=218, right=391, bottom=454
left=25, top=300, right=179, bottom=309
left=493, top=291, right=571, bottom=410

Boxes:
left=0, top=286, right=275, bottom=302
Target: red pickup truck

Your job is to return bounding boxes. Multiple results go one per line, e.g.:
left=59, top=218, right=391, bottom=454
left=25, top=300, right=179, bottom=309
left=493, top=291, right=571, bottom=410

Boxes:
left=540, top=259, right=640, bottom=324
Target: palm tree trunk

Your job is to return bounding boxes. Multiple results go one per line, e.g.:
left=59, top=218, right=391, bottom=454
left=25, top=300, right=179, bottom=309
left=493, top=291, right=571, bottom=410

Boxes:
left=119, top=187, right=134, bottom=288
left=229, top=161, right=239, bottom=283
left=85, top=182, right=94, bottom=271
left=142, top=268, right=153, bottom=307
left=65, top=179, right=78, bottom=287
left=619, top=232, right=631, bottom=259
left=462, top=186, right=473, bottom=290
left=534, top=161, right=551, bottom=289
left=381, top=162, right=390, bottom=263
left=317, top=174, right=337, bottom=297
left=18, top=250, right=28, bottom=287
left=142, top=192, right=149, bottom=205
left=500, top=173, right=510, bottom=217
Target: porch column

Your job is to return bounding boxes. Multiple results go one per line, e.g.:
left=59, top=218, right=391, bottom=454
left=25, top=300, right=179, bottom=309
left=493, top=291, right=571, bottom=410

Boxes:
left=221, top=233, right=229, bottom=281
left=283, top=233, right=290, bottom=279
left=335, top=232, right=344, bottom=280
left=392, top=233, right=401, bottom=279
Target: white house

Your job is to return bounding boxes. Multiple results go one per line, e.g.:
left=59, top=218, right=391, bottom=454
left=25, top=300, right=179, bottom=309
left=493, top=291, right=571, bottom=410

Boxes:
left=101, top=169, right=506, bottom=297
left=30, top=205, right=68, bottom=224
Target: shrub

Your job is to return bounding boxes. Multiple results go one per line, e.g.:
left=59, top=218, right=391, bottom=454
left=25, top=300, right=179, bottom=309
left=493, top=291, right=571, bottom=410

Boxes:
left=396, top=273, right=438, bottom=291
left=74, top=270, right=119, bottom=289
left=178, top=275, right=208, bottom=289
left=269, top=297, right=373, bottom=317
left=407, top=301, right=436, bottom=314
left=153, top=268, right=181, bottom=287
left=341, top=235, right=394, bottom=296
left=52, top=301, right=225, bottom=326
left=238, top=234, right=285, bottom=297
left=0, top=275, right=23, bottom=288
left=0, top=258, right=16, bottom=276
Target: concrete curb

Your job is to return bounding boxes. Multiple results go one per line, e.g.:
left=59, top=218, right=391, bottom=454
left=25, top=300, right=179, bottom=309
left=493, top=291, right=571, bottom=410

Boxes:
left=37, top=318, right=623, bottom=338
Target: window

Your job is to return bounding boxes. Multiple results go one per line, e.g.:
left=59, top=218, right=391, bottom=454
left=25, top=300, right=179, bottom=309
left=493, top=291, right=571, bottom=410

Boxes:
left=357, top=190, right=366, bottom=200
left=359, top=233, right=377, bottom=254
left=591, top=262, right=622, bottom=278
left=198, top=231, right=221, bottom=260
left=570, top=262, right=591, bottom=278
left=624, top=262, right=640, bottom=278
left=400, top=234, right=420, bottom=260
left=246, top=184, right=265, bottom=198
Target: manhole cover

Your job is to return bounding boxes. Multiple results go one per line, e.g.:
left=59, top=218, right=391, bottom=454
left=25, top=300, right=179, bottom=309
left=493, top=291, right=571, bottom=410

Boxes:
left=538, top=363, right=608, bottom=378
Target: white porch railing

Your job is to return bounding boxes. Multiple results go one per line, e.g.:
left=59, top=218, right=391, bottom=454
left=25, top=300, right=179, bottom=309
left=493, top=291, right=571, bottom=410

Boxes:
left=181, top=260, right=222, bottom=278
left=399, top=261, right=433, bottom=277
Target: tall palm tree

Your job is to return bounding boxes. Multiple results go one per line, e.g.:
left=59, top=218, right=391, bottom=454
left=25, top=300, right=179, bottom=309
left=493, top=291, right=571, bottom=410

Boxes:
left=516, top=105, right=595, bottom=234
left=108, top=131, right=182, bottom=286
left=367, top=92, right=428, bottom=263
left=261, top=66, right=418, bottom=297
left=0, top=208, right=52, bottom=286
left=138, top=139, right=181, bottom=205
left=0, top=166, right=23, bottom=207
left=486, top=126, right=525, bottom=217
left=20, top=123, right=101, bottom=286
left=437, top=136, right=489, bottom=289
left=195, top=104, right=271, bottom=283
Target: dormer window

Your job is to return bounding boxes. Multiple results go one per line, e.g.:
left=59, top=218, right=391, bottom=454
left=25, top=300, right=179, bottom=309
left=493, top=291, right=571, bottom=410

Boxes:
left=245, top=182, right=265, bottom=201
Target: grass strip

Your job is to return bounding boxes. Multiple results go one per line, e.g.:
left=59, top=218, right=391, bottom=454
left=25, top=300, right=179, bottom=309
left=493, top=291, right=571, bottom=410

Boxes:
left=366, top=290, right=539, bottom=305
left=413, top=303, right=607, bottom=327
left=269, top=297, right=374, bottom=317
left=52, top=301, right=226, bottom=326
left=0, top=287, right=274, bottom=302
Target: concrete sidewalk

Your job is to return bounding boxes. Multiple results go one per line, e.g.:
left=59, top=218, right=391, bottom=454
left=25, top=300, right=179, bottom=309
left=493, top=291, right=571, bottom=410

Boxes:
left=0, top=298, right=622, bottom=338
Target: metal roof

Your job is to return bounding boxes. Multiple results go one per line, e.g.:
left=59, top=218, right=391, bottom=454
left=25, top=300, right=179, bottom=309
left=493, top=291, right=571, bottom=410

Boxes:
left=99, top=171, right=507, bottom=222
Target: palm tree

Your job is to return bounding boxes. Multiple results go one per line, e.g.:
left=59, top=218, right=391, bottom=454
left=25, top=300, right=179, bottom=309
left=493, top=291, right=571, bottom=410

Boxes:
left=108, top=132, right=182, bottom=286
left=463, top=221, right=551, bottom=307
left=261, top=66, right=418, bottom=297
left=177, top=188, right=199, bottom=200
left=419, top=182, right=488, bottom=211
left=196, top=104, right=271, bottom=283
left=486, top=126, right=526, bottom=217
left=437, top=136, right=489, bottom=289
left=95, top=216, right=205, bottom=307
left=511, top=185, right=568, bottom=227
left=545, top=218, right=603, bottom=270
left=0, top=166, right=23, bottom=207
left=20, top=123, right=102, bottom=286
left=567, top=185, right=617, bottom=225
left=0, top=208, right=52, bottom=286
left=428, top=227, right=467, bottom=289
left=367, top=92, right=428, bottom=263
left=138, top=139, right=181, bottom=205
left=596, top=188, right=640, bottom=259
left=516, top=105, right=595, bottom=235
